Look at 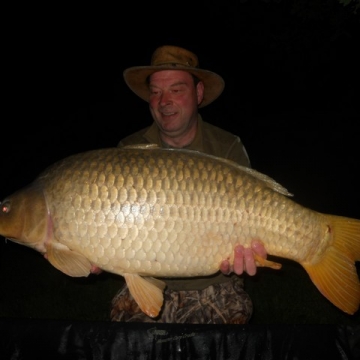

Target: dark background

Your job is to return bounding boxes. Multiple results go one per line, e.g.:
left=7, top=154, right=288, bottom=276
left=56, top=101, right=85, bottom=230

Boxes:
left=1, top=1, right=359, bottom=324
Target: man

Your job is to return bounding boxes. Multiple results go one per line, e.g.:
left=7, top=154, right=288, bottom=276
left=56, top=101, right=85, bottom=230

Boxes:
left=110, top=45, right=267, bottom=324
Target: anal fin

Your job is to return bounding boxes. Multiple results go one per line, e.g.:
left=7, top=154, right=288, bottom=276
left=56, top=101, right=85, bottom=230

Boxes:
left=254, top=253, right=282, bottom=270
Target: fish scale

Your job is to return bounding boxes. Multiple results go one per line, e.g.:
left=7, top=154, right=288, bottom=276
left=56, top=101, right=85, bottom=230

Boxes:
left=0, top=145, right=359, bottom=318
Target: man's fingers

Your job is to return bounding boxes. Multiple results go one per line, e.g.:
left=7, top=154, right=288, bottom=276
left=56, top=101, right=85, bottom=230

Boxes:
left=251, top=240, right=267, bottom=258
left=233, top=245, right=245, bottom=275
left=220, top=259, right=231, bottom=275
left=244, top=248, right=256, bottom=276
left=220, top=241, right=268, bottom=276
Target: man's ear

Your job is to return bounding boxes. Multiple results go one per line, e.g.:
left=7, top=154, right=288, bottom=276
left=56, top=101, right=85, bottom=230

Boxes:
left=196, top=81, right=205, bottom=105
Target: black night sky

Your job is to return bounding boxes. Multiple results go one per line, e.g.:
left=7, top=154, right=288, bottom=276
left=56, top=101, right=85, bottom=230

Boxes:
left=4, top=2, right=359, bottom=205
left=1, top=1, right=359, bottom=326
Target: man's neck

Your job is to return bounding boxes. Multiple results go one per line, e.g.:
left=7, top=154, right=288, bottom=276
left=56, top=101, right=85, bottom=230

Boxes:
left=160, top=134, right=194, bottom=148
left=160, top=119, right=198, bottom=148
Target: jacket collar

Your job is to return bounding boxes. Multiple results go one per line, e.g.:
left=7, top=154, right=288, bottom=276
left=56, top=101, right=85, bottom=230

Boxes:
left=142, top=115, right=205, bottom=151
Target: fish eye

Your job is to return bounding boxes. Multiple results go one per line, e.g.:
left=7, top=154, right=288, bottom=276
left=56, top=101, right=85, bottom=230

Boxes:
left=1, top=201, right=10, bottom=214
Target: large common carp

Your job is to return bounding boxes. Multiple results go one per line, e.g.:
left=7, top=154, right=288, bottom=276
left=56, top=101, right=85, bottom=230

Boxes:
left=0, top=145, right=359, bottom=318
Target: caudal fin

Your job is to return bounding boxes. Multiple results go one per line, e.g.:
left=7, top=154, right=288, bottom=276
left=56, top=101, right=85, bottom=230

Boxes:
left=302, top=214, right=360, bottom=315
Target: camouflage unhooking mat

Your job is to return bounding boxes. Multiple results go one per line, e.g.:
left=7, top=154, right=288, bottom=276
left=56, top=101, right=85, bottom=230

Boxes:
left=110, top=276, right=252, bottom=324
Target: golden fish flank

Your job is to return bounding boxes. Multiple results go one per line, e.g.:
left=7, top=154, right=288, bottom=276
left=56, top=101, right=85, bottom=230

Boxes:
left=0, top=144, right=359, bottom=319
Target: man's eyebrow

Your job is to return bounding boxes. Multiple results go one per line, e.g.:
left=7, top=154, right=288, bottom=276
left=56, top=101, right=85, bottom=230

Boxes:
left=149, top=81, right=188, bottom=89
left=169, top=81, right=187, bottom=86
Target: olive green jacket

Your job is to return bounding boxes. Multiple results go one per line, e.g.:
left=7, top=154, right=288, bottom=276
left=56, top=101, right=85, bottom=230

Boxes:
left=118, top=116, right=250, bottom=167
left=117, top=115, right=251, bottom=290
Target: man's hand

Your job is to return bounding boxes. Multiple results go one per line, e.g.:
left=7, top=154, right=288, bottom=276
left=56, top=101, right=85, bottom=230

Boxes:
left=220, top=240, right=267, bottom=276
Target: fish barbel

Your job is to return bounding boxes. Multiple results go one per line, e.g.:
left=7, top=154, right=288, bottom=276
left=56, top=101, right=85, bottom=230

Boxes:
left=0, top=144, right=359, bottom=318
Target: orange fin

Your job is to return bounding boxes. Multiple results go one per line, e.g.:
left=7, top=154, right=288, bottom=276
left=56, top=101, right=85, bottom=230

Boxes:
left=254, top=253, right=282, bottom=270
left=302, top=214, right=360, bottom=315
left=124, top=274, right=166, bottom=318
left=45, top=242, right=92, bottom=277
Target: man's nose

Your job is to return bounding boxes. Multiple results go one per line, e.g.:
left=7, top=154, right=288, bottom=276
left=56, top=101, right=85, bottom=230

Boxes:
left=159, top=92, right=172, bottom=106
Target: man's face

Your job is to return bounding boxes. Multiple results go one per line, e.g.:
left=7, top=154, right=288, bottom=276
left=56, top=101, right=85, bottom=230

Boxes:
left=148, top=70, right=204, bottom=140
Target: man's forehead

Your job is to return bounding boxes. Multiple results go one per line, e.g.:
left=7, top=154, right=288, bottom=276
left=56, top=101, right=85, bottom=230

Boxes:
left=149, top=70, right=193, bottom=84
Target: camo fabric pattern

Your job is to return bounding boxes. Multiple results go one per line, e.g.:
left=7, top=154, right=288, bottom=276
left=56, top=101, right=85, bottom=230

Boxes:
left=110, top=276, right=252, bottom=324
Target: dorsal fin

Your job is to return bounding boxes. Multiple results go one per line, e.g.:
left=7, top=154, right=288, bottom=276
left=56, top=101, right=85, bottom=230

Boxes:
left=122, top=144, right=160, bottom=150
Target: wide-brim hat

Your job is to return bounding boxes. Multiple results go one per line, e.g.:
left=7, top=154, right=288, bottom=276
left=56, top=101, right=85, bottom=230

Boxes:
left=123, top=45, right=225, bottom=108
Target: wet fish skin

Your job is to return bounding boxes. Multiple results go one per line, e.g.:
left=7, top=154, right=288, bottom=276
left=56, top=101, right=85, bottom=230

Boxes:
left=0, top=145, right=359, bottom=318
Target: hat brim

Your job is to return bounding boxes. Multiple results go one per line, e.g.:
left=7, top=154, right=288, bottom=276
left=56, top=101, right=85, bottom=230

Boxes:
left=123, top=65, right=225, bottom=108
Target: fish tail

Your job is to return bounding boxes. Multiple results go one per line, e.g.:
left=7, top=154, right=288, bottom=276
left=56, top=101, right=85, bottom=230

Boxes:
left=301, top=214, right=360, bottom=315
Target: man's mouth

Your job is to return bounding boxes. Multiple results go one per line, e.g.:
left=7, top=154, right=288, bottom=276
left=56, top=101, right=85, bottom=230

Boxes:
left=161, top=112, right=176, bottom=116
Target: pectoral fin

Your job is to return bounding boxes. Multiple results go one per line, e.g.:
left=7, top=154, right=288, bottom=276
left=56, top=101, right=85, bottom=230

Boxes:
left=45, top=242, right=92, bottom=277
left=123, top=273, right=166, bottom=318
